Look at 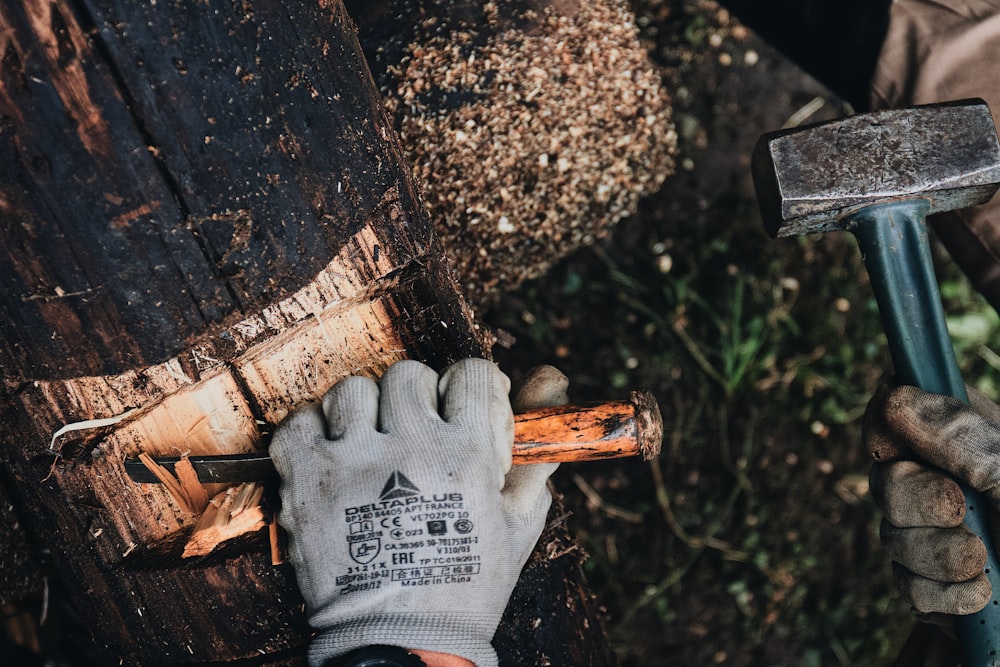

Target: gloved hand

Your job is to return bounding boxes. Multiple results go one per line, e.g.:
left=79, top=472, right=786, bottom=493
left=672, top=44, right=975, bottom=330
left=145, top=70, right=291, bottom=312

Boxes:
left=270, top=358, right=564, bottom=667
left=863, top=383, right=1000, bottom=628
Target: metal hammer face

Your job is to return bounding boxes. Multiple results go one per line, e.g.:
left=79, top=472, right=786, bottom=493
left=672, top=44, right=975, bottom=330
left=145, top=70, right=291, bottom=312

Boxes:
left=753, top=99, right=1000, bottom=238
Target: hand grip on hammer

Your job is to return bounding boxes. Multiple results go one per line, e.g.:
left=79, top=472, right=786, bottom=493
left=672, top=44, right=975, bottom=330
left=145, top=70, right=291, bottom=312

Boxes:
left=753, top=100, right=1000, bottom=666
left=125, top=392, right=664, bottom=483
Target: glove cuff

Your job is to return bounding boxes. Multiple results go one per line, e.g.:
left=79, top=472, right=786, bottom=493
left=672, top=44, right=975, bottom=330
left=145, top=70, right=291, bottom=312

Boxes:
left=308, top=613, right=499, bottom=667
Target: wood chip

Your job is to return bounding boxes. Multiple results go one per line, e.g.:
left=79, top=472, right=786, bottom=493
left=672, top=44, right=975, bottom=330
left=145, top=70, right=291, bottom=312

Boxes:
left=137, top=452, right=210, bottom=515
left=174, top=457, right=210, bottom=515
left=269, top=516, right=285, bottom=566
left=378, top=0, right=677, bottom=309
left=182, top=483, right=265, bottom=558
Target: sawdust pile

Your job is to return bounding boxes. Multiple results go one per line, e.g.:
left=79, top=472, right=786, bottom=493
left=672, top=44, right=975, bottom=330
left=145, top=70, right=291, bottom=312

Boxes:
left=378, top=0, right=677, bottom=309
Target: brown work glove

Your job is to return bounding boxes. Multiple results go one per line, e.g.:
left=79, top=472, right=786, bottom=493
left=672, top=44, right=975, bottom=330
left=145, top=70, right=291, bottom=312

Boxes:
left=864, top=383, right=1000, bottom=631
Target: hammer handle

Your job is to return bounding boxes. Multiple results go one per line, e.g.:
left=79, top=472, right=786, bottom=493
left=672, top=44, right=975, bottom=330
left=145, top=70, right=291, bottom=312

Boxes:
left=853, top=201, right=1000, bottom=665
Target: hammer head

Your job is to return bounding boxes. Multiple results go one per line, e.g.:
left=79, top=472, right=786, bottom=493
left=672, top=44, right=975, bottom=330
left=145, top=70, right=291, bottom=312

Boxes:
left=753, top=99, right=1000, bottom=238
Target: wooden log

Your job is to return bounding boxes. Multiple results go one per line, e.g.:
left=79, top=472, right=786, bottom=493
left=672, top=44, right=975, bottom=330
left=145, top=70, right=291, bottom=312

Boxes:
left=0, top=1, right=613, bottom=665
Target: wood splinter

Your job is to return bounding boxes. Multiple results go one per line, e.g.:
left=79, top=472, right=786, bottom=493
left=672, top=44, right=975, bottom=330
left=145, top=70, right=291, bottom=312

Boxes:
left=137, top=452, right=209, bottom=514
left=138, top=453, right=266, bottom=557
left=182, top=483, right=266, bottom=558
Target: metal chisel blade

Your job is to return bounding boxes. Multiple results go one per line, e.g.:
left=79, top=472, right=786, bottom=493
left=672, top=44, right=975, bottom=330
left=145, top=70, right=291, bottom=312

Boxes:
left=124, top=453, right=277, bottom=484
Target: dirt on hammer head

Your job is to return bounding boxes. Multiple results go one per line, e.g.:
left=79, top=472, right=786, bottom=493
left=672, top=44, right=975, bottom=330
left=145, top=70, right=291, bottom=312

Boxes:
left=751, top=99, right=1000, bottom=238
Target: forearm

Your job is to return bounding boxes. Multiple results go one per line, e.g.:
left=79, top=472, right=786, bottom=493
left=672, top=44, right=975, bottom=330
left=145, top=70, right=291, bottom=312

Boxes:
left=411, top=650, right=475, bottom=667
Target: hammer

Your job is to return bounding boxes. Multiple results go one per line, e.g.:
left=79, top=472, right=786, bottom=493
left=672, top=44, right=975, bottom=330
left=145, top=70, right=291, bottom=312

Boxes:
left=753, top=99, right=1000, bottom=665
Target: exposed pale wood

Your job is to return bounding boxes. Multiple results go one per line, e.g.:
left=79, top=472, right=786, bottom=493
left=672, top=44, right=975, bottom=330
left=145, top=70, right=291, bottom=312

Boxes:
left=36, top=232, right=422, bottom=563
left=174, top=458, right=212, bottom=515
left=137, top=454, right=210, bottom=516
left=182, top=483, right=266, bottom=558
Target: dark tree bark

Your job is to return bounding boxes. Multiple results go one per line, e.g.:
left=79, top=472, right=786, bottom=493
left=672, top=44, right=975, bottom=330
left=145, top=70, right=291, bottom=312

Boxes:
left=0, top=1, right=612, bottom=664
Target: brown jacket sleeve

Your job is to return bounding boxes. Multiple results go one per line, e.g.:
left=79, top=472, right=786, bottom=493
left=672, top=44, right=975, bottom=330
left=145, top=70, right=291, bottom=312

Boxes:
left=872, top=0, right=1000, bottom=313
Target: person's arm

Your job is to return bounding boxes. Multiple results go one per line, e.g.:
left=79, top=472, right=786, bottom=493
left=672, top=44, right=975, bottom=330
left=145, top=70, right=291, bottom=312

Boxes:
left=320, top=645, right=473, bottom=666
left=866, top=6, right=1000, bottom=663
left=411, top=650, right=473, bottom=666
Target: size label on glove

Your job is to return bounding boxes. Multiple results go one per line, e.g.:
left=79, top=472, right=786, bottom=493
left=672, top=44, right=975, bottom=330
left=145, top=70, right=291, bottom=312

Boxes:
left=334, top=471, right=481, bottom=595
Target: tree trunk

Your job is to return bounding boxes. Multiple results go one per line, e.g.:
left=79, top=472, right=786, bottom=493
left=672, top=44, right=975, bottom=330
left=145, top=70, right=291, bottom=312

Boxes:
left=0, top=1, right=612, bottom=664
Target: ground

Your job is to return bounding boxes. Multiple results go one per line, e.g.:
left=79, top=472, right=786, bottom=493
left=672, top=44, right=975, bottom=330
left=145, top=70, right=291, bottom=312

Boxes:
left=485, top=1, right=925, bottom=664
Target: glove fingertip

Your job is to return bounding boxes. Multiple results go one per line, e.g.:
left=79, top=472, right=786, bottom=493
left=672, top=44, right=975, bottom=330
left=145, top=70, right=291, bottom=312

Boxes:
left=269, top=402, right=328, bottom=481
left=875, top=460, right=966, bottom=529
left=511, top=365, right=569, bottom=413
left=957, top=574, right=993, bottom=615
left=968, top=384, right=1000, bottom=425
left=438, top=358, right=511, bottom=418
left=503, top=463, right=558, bottom=516
left=863, top=383, right=909, bottom=462
left=323, top=375, right=380, bottom=437
left=885, top=385, right=1000, bottom=492
left=271, top=403, right=326, bottom=450
left=439, top=360, right=515, bottom=471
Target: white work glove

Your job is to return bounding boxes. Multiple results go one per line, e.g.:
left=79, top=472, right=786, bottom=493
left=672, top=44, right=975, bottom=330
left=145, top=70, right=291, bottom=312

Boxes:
left=863, top=384, right=1000, bottom=628
left=270, top=358, right=562, bottom=667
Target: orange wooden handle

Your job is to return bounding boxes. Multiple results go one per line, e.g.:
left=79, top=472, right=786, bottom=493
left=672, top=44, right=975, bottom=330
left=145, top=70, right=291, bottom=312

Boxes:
left=512, top=391, right=662, bottom=463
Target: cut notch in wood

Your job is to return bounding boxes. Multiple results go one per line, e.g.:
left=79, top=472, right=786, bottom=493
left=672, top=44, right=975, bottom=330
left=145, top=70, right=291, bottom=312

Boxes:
left=137, top=453, right=266, bottom=558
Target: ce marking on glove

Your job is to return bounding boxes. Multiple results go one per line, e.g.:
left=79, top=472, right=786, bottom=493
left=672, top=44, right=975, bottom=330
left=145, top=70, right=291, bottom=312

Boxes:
left=380, top=516, right=402, bottom=529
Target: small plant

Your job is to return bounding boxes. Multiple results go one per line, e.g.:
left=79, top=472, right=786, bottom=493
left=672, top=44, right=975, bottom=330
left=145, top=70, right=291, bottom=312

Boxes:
left=940, top=263, right=1000, bottom=400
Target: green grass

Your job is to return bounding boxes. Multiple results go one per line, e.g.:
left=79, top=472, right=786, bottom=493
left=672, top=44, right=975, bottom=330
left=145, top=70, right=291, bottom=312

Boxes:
left=939, top=250, right=1000, bottom=401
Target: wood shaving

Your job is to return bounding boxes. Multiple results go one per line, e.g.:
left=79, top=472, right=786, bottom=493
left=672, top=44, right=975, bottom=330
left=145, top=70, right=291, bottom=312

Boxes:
left=182, top=482, right=265, bottom=558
